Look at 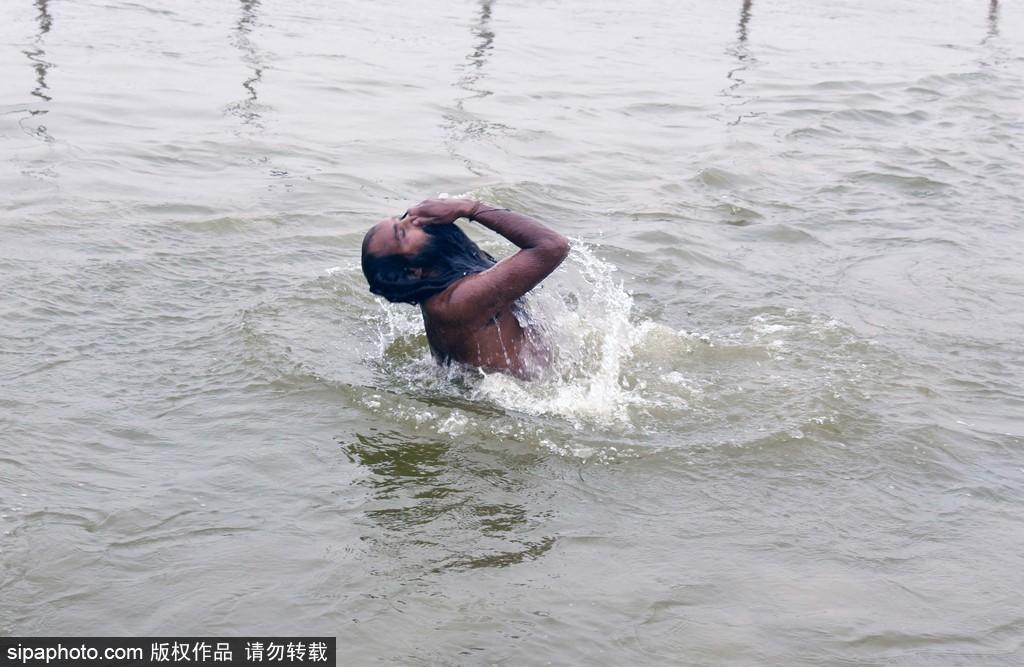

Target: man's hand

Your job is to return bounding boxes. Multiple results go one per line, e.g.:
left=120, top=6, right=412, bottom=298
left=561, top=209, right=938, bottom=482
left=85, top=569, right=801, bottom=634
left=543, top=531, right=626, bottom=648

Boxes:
left=405, top=198, right=478, bottom=226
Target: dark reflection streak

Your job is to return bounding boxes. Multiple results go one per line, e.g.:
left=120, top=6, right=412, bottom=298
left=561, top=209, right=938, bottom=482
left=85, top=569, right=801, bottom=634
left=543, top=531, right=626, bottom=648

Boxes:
left=21, top=0, right=54, bottom=143
left=463, top=0, right=495, bottom=88
left=35, top=0, right=52, bottom=32
left=980, top=0, right=1002, bottom=66
left=985, top=0, right=999, bottom=42
left=445, top=1, right=504, bottom=175
left=229, top=0, right=264, bottom=128
left=722, top=0, right=759, bottom=127
left=26, top=0, right=53, bottom=105
left=737, top=0, right=752, bottom=45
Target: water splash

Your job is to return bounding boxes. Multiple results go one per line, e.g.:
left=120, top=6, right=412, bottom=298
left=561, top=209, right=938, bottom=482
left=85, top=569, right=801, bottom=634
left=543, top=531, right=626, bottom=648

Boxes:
left=473, top=244, right=672, bottom=428
left=354, top=240, right=873, bottom=461
left=367, top=243, right=702, bottom=431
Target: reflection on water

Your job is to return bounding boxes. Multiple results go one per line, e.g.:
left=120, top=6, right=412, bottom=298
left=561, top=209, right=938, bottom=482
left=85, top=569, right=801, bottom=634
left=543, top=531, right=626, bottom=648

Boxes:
left=721, top=0, right=758, bottom=126
left=444, top=0, right=509, bottom=174
left=464, top=0, right=494, bottom=83
left=26, top=0, right=52, bottom=103
left=23, top=0, right=54, bottom=142
left=228, top=0, right=265, bottom=127
left=341, top=430, right=554, bottom=573
left=737, top=0, right=752, bottom=45
left=986, top=0, right=999, bottom=41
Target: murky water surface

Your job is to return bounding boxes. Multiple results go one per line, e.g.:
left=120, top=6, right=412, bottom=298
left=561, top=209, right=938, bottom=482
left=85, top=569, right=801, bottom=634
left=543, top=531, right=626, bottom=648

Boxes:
left=2, top=0, right=1024, bottom=663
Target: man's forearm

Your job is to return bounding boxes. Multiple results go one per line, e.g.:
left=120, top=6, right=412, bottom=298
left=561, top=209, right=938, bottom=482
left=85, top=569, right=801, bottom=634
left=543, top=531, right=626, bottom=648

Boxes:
left=467, top=201, right=569, bottom=252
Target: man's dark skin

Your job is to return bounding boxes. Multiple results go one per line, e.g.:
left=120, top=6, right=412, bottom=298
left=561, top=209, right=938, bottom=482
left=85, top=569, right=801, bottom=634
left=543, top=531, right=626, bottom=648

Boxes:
left=364, top=198, right=569, bottom=377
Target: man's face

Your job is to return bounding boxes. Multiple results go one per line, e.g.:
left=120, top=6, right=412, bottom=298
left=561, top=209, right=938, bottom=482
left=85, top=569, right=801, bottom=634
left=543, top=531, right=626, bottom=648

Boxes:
left=365, top=216, right=430, bottom=259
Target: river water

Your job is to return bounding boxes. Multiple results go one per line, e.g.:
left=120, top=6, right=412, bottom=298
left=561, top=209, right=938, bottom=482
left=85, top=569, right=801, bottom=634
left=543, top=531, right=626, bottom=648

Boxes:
left=2, top=0, right=1023, bottom=664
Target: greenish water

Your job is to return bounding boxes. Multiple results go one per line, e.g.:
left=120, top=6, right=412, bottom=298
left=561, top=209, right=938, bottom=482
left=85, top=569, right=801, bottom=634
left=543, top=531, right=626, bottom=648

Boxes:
left=2, top=0, right=1023, bottom=664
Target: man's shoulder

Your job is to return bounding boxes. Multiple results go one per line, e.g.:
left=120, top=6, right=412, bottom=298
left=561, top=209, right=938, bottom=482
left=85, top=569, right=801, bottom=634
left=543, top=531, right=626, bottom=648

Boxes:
left=422, top=274, right=486, bottom=325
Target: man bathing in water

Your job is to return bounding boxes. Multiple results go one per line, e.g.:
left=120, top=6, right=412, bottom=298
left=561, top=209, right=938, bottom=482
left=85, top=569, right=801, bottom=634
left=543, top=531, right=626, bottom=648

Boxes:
left=361, top=198, right=569, bottom=378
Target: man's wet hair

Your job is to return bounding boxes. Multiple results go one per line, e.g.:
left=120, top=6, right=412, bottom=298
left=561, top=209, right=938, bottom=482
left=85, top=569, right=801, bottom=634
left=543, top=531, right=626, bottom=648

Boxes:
left=361, top=223, right=497, bottom=304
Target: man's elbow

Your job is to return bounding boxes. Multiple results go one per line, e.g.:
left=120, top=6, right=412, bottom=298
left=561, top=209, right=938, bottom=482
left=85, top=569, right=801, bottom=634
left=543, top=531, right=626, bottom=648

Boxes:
left=542, top=234, right=570, bottom=263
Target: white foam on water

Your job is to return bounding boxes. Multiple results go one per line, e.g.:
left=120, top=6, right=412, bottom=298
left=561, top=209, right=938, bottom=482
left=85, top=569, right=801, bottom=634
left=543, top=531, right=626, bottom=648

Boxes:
left=472, top=244, right=667, bottom=428
left=366, top=242, right=704, bottom=432
left=354, top=240, right=871, bottom=460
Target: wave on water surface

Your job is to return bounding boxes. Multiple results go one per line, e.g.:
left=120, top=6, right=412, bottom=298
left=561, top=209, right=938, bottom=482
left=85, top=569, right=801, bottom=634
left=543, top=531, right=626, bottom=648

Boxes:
left=349, top=242, right=875, bottom=460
